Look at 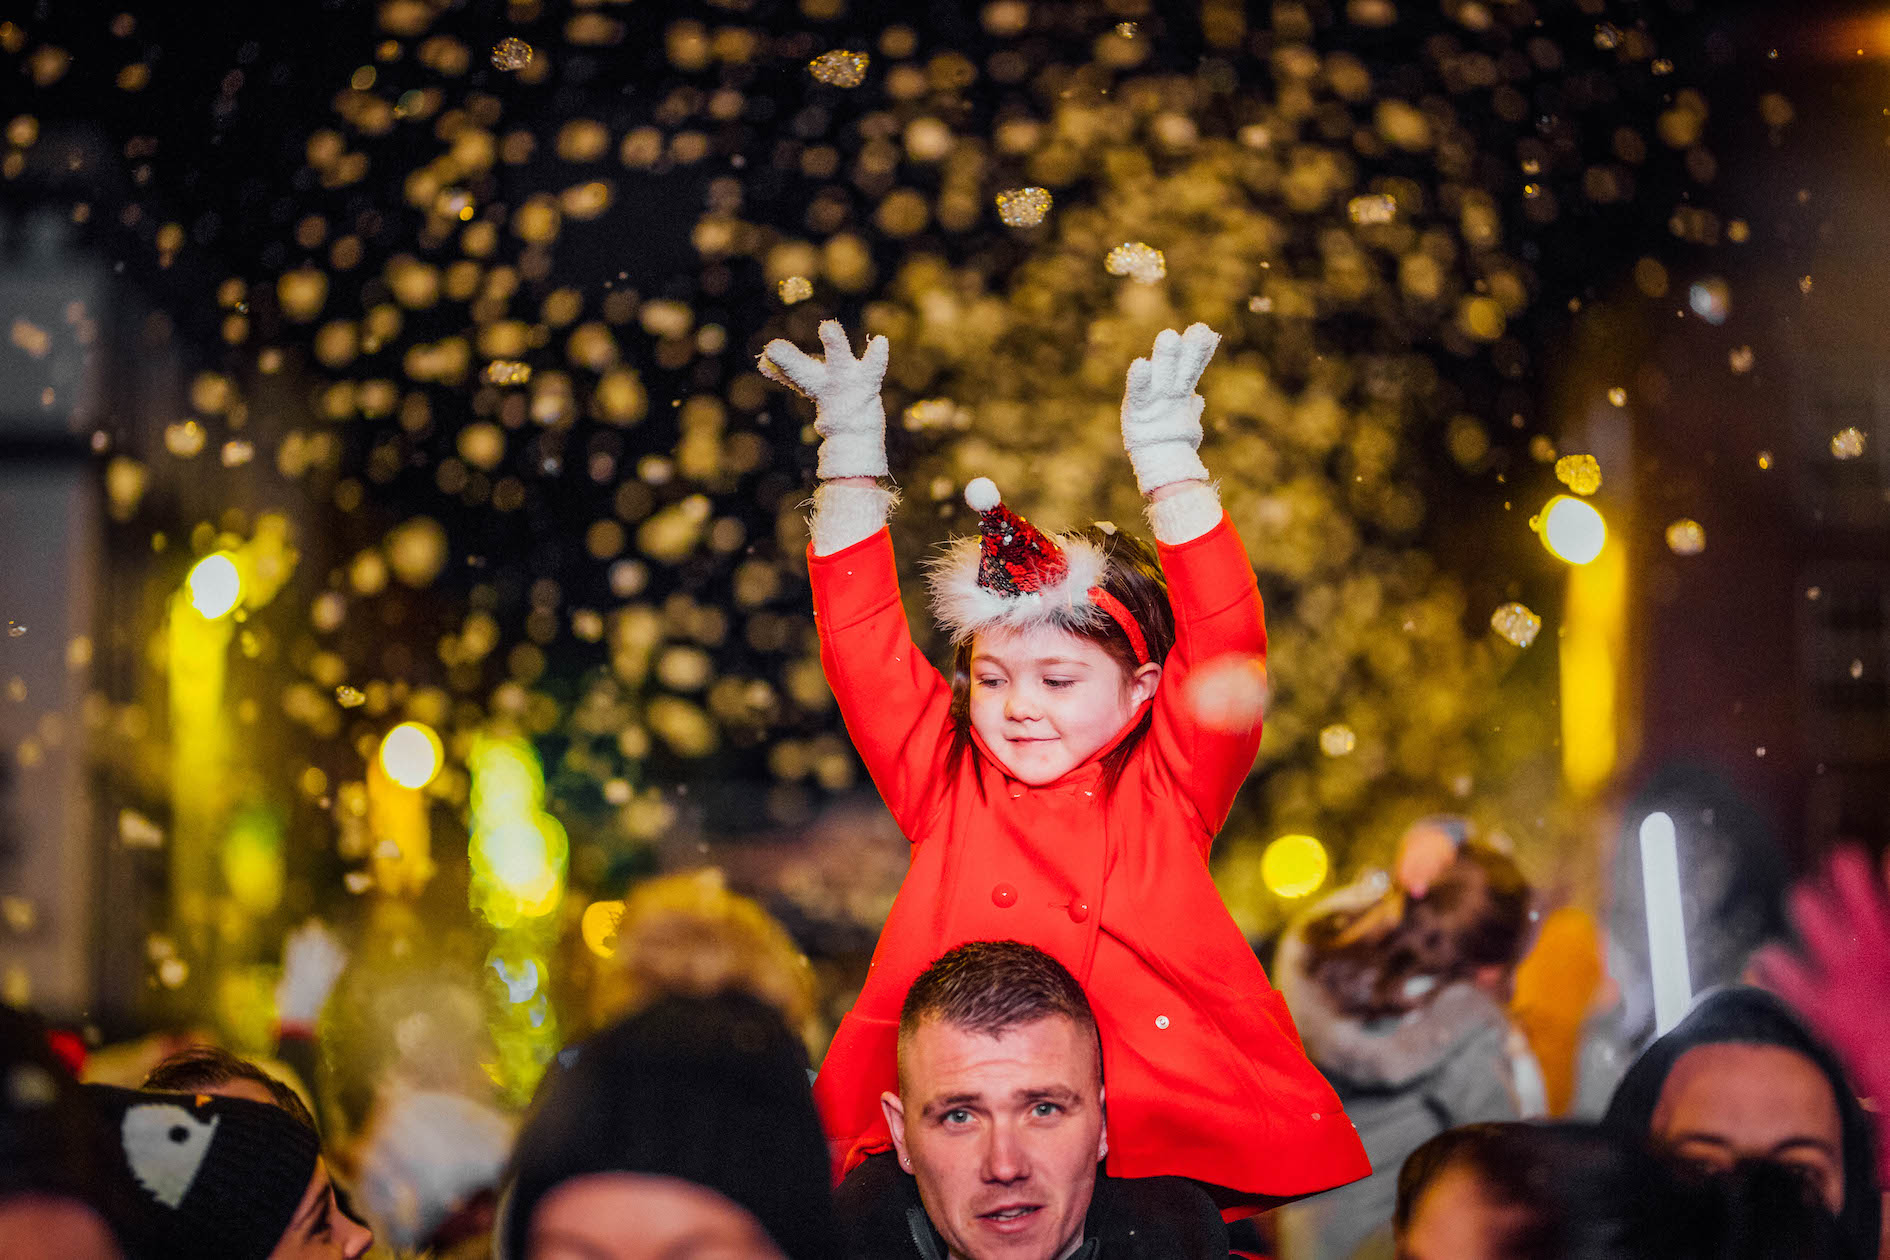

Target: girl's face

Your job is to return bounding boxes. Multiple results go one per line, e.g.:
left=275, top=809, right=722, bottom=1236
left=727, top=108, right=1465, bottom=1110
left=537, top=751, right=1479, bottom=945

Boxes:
left=967, top=623, right=1160, bottom=786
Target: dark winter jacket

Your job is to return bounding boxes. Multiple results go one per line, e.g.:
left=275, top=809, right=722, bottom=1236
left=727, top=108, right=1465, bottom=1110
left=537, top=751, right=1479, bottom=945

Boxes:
left=1602, top=986, right=1881, bottom=1260
left=835, top=1151, right=1232, bottom=1259
left=1273, top=882, right=1523, bottom=1260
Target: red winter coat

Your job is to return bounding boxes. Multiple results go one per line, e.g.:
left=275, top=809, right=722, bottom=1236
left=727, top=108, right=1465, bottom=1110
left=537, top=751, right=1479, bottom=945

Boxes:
left=807, top=513, right=1371, bottom=1205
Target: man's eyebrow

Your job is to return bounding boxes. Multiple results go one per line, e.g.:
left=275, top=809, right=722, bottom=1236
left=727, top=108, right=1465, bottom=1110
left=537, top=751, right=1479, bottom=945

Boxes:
left=1769, top=1136, right=1840, bottom=1159
left=923, top=1092, right=984, bottom=1117
left=1666, top=1132, right=1736, bottom=1151
left=1018, top=1086, right=1082, bottom=1104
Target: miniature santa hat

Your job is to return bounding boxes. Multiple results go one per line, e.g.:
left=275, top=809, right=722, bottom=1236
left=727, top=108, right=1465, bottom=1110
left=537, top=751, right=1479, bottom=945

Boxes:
left=926, top=479, right=1149, bottom=662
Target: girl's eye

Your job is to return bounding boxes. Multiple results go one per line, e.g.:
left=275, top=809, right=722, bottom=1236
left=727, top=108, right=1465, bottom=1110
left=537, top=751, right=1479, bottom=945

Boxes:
left=975, top=676, right=1003, bottom=689
left=1043, top=678, right=1074, bottom=690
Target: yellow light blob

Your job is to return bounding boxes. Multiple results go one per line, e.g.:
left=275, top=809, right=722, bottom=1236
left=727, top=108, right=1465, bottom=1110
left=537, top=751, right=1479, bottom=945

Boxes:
left=379, top=721, right=443, bottom=790
left=1536, top=495, right=1607, bottom=565
left=1261, top=834, right=1329, bottom=899
left=186, top=553, right=243, bottom=618
left=580, top=899, right=625, bottom=958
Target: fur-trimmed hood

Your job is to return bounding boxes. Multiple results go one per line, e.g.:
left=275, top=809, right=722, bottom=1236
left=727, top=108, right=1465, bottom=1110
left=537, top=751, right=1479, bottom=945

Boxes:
left=1275, top=881, right=1513, bottom=1090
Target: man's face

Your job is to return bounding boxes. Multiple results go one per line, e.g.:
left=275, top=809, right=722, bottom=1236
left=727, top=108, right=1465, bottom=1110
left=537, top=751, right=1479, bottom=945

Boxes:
left=882, top=1015, right=1106, bottom=1260
left=966, top=625, right=1158, bottom=786
left=267, top=1162, right=373, bottom=1260
left=1651, top=1042, right=1846, bottom=1212
left=526, top=1172, right=785, bottom=1259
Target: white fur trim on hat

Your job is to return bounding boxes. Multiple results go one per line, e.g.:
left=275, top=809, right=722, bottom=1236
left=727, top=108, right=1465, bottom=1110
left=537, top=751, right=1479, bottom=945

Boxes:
left=924, top=531, right=1109, bottom=643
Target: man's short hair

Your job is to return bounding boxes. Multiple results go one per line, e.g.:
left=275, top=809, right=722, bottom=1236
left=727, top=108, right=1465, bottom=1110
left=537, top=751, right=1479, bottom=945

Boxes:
left=898, top=941, right=1098, bottom=1044
left=142, top=1045, right=318, bottom=1135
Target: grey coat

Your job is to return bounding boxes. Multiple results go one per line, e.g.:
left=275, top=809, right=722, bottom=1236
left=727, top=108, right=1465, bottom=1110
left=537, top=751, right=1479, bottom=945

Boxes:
left=1272, top=883, right=1522, bottom=1260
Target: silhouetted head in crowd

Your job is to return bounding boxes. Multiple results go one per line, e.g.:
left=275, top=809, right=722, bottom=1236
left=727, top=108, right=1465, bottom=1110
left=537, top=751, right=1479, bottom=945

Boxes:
left=499, top=989, right=837, bottom=1260
left=0, top=1005, right=124, bottom=1259
left=1394, top=1121, right=1858, bottom=1260
left=1603, top=986, right=1880, bottom=1257
left=84, top=1083, right=370, bottom=1260
left=142, top=1045, right=318, bottom=1133
left=1304, top=838, right=1531, bottom=1019
left=880, top=940, right=1107, bottom=1260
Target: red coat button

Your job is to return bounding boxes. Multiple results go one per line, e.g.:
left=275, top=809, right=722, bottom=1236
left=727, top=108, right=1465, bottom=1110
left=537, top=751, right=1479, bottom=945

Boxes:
left=991, top=883, right=1018, bottom=908
left=1068, top=901, right=1090, bottom=923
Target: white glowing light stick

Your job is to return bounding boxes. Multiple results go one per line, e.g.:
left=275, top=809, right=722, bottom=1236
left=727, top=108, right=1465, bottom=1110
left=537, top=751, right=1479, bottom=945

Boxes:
left=1639, top=811, right=1693, bottom=1035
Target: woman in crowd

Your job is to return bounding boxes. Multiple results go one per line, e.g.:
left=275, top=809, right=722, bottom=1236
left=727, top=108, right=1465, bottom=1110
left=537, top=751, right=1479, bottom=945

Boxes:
left=1274, top=817, right=1535, bottom=1259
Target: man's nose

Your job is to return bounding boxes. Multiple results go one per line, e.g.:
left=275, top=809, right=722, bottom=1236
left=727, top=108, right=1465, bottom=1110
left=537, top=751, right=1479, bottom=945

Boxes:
left=982, top=1123, right=1030, bottom=1184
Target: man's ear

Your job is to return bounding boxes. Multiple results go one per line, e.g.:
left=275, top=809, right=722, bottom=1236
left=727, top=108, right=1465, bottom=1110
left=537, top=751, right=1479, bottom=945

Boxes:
left=1096, top=1085, right=1108, bottom=1162
left=1128, top=661, right=1162, bottom=707
left=881, top=1091, right=911, bottom=1168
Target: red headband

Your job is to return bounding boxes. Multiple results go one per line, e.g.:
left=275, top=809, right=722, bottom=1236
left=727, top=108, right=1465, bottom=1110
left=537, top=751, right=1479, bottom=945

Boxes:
left=1087, top=587, right=1150, bottom=666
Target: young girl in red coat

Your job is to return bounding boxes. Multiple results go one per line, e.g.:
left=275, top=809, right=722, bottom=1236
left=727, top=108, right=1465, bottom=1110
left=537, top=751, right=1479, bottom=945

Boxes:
left=760, top=320, right=1370, bottom=1210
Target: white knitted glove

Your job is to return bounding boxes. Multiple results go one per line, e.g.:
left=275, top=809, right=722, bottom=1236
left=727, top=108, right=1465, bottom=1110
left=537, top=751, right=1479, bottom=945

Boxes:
left=1120, top=323, right=1221, bottom=495
left=276, top=918, right=348, bottom=1029
left=759, top=320, right=890, bottom=480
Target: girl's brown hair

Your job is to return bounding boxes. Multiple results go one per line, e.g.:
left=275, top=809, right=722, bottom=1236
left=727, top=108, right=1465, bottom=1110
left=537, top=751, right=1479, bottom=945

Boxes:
left=944, top=524, right=1177, bottom=792
left=1303, top=840, right=1532, bottom=1020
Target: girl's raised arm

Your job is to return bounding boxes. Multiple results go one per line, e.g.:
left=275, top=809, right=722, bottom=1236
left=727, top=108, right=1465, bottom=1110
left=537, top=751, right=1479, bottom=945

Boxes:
left=1120, top=324, right=1269, bottom=848
left=760, top=322, right=953, bottom=838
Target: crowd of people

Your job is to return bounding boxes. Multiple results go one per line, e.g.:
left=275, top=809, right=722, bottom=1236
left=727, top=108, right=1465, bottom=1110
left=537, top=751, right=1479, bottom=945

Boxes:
left=5, top=321, right=1889, bottom=1259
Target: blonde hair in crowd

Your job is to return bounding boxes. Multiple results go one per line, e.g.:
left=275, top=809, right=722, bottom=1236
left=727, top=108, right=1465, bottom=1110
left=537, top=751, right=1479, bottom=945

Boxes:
left=588, top=869, right=818, bottom=1049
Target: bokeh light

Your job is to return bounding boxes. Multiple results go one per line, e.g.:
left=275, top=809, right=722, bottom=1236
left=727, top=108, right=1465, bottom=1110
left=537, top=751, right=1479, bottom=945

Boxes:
left=378, top=721, right=444, bottom=790
left=1537, top=496, right=1608, bottom=566
left=1261, top=834, right=1329, bottom=900
left=186, top=553, right=243, bottom=619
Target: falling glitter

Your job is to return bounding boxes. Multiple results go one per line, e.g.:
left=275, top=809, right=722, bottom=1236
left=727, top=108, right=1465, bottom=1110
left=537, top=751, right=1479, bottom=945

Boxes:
left=1799, top=275, right=1814, bottom=295
left=5, top=624, right=23, bottom=638
left=1757, top=450, right=1774, bottom=470
left=335, top=685, right=366, bottom=708
left=1105, top=242, right=1166, bottom=285
left=995, top=186, right=1052, bottom=228
left=1688, top=278, right=1730, bottom=325
left=1318, top=724, right=1357, bottom=757
left=1490, top=603, right=1542, bottom=649
left=777, top=275, right=814, bottom=304
left=1347, top=194, right=1398, bottom=225
left=901, top=398, right=971, bottom=432
left=1729, top=346, right=1755, bottom=374
left=1850, top=659, right=1866, bottom=680
left=1554, top=454, right=1603, bottom=496
left=1115, top=21, right=1140, bottom=37
left=808, top=50, right=869, bottom=87
left=1607, top=387, right=1628, bottom=407
left=1831, top=427, right=1867, bottom=460
left=1665, top=519, right=1706, bottom=556
left=490, top=38, right=533, bottom=72
left=484, top=359, right=532, bottom=386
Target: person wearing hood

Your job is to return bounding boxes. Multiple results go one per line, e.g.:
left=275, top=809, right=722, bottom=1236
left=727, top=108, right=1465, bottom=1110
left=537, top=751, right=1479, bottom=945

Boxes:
left=1274, top=819, right=1535, bottom=1260
left=1601, top=985, right=1882, bottom=1260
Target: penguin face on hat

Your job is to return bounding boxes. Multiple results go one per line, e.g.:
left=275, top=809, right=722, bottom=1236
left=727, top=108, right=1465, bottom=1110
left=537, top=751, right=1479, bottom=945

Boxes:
left=121, top=1102, right=219, bottom=1209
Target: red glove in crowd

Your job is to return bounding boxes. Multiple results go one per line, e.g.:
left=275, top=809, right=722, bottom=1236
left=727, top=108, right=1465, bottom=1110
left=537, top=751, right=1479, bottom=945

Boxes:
left=1751, top=846, right=1890, bottom=1182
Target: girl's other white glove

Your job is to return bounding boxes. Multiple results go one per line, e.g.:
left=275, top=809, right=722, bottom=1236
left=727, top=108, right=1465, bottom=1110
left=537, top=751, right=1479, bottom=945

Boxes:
left=276, top=918, right=348, bottom=1030
left=1120, top=323, right=1221, bottom=495
left=759, top=320, right=891, bottom=480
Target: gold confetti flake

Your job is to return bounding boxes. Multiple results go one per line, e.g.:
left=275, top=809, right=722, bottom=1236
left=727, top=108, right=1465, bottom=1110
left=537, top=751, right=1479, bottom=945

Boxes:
left=1756, top=450, right=1774, bottom=470
left=1105, top=241, right=1166, bottom=284
left=1490, top=602, right=1542, bottom=648
left=1607, top=387, right=1628, bottom=407
left=808, top=50, right=869, bottom=87
left=1115, top=21, right=1140, bottom=37
left=1347, top=193, right=1398, bottom=225
left=1831, top=427, right=1867, bottom=460
left=1247, top=295, right=1273, bottom=312
left=1799, top=274, right=1814, bottom=295
left=491, top=37, right=534, bottom=71
left=1318, top=724, right=1357, bottom=757
left=336, top=685, right=367, bottom=708
left=901, top=398, right=971, bottom=432
left=1850, top=658, right=1865, bottom=680
left=777, top=275, right=814, bottom=304
left=995, top=186, right=1052, bottom=228
left=1554, top=453, right=1602, bottom=496
left=163, top=420, right=206, bottom=458
left=484, top=359, right=532, bottom=386
left=1665, top=518, right=1706, bottom=556
left=1729, top=345, right=1754, bottom=374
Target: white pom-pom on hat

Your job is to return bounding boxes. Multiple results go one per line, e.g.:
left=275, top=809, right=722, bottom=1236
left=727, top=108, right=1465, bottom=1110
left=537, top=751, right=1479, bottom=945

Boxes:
left=964, top=477, right=1001, bottom=513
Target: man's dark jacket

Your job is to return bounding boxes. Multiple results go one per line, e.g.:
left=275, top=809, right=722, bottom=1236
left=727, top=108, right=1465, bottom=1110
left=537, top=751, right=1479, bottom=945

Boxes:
left=836, top=1152, right=1233, bottom=1259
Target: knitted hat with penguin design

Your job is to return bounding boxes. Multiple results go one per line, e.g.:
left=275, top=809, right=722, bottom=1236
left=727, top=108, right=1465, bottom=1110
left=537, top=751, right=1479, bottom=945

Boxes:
left=82, top=1083, right=320, bottom=1260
